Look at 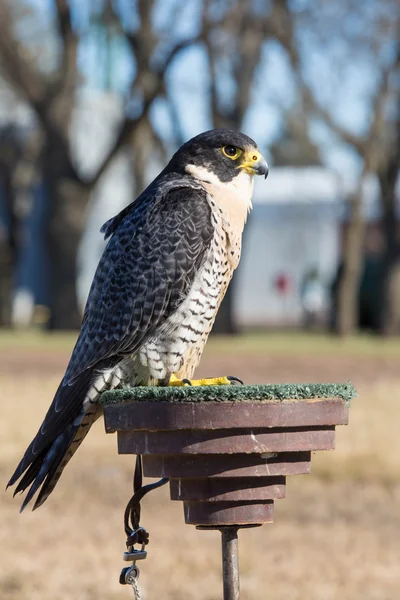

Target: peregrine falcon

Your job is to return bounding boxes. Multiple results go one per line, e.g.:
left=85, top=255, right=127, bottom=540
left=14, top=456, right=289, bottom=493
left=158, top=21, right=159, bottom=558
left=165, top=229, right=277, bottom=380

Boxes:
left=8, top=129, right=268, bottom=510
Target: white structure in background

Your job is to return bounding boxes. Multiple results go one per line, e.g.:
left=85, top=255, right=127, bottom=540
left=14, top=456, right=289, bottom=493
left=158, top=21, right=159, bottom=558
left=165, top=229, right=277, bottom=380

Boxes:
left=12, top=288, right=35, bottom=328
left=234, top=168, right=341, bottom=326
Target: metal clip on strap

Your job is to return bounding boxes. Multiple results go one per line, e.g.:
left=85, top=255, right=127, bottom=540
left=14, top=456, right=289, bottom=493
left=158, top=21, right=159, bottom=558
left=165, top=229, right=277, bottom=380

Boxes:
left=120, top=455, right=169, bottom=590
left=124, top=456, right=169, bottom=538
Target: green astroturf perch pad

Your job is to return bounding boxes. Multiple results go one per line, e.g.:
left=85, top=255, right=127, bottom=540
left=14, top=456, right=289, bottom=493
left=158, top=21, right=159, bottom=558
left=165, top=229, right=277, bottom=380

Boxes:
left=101, top=382, right=356, bottom=404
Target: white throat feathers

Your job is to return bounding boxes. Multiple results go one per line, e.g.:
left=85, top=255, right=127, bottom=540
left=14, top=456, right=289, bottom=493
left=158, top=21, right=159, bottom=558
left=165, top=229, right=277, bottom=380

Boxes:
left=185, top=163, right=254, bottom=233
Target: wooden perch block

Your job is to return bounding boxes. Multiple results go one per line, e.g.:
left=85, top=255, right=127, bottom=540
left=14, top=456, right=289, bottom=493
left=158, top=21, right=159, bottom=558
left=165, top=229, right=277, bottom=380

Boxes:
left=103, top=395, right=349, bottom=527
left=117, top=426, right=336, bottom=454
left=142, top=452, right=312, bottom=478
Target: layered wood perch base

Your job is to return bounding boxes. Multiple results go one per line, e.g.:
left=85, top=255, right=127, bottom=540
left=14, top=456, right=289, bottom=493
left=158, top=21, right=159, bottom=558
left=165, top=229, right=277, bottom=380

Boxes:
left=101, top=383, right=353, bottom=528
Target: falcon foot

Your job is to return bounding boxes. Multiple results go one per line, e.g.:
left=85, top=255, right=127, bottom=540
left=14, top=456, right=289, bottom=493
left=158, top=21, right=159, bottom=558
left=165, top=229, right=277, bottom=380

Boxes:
left=168, top=374, right=244, bottom=387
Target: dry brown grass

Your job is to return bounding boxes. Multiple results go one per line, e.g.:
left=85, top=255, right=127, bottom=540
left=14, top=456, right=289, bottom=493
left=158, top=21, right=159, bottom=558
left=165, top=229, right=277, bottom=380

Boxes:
left=1, top=334, right=400, bottom=600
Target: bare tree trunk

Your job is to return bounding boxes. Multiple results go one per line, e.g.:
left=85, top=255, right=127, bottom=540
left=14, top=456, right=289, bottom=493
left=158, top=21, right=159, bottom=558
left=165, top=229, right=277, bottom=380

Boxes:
left=0, top=170, right=18, bottom=327
left=379, top=165, right=400, bottom=335
left=378, top=78, right=400, bottom=335
left=43, top=138, right=90, bottom=330
left=0, top=217, right=14, bottom=327
left=213, top=289, right=237, bottom=334
left=46, top=181, right=87, bottom=330
left=46, top=178, right=89, bottom=330
left=201, top=2, right=268, bottom=336
left=212, top=273, right=239, bottom=335
left=336, top=191, right=365, bottom=336
left=381, top=263, right=400, bottom=335
left=208, top=114, right=237, bottom=334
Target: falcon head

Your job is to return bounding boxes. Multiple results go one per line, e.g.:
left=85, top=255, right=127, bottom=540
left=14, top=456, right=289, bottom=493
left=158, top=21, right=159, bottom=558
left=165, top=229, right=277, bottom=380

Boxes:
left=167, top=129, right=269, bottom=184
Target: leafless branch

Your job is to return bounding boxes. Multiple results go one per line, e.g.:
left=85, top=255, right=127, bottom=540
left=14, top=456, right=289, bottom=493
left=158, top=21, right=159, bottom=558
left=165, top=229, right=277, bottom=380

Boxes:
left=0, top=0, right=79, bottom=166
left=270, top=0, right=364, bottom=151
left=54, top=0, right=73, bottom=45
left=85, top=35, right=201, bottom=189
left=272, top=0, right=398, bottom=160
left=0, top=1, right=46, bottom=111
left=39, top=0, right=79, bottom=144
left=52, top=0, right=77, bottom=91
left=124, top=0, right=156, bottom=68
left=202, top=0, right=273, bottom=129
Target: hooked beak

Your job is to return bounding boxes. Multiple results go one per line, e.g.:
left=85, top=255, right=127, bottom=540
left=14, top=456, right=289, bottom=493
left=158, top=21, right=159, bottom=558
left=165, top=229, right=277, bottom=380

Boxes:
left=253, top=156, right=269, bottom=178
left=239, top=150, right=269, bottom=179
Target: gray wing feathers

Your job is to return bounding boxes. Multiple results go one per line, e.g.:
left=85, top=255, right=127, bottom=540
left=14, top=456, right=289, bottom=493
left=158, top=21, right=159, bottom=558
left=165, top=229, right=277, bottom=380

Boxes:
left=65, top=181, right=214, bottom=383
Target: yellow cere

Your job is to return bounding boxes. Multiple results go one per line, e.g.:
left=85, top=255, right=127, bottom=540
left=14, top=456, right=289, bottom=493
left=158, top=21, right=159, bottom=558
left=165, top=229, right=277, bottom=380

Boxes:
left=239, top=149, right=263, bottom=174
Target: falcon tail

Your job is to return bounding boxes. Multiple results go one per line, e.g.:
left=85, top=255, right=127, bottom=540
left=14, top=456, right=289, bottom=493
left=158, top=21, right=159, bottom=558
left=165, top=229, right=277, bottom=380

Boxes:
left=8, top=366, right=108, bottom=511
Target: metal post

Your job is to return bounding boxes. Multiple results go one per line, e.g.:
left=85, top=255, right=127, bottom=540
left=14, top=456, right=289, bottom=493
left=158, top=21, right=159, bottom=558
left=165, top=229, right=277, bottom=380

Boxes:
left=220, top=527, right=240, bottom=600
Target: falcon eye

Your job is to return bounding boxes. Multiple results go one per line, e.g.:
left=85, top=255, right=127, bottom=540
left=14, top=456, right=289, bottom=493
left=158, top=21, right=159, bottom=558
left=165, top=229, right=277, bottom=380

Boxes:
left=222, top=145, right=242, bottom=160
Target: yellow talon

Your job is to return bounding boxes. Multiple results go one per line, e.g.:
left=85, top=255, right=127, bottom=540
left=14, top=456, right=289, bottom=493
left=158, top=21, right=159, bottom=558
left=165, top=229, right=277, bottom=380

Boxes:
left=168, top=374, right=232, bottom=387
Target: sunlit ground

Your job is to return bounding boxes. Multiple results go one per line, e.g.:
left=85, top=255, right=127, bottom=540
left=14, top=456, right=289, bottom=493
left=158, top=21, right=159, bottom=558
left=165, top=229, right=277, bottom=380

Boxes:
left=3, top=328, right=400, bottom=356
left=1, top=331, right=399, bottom=599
